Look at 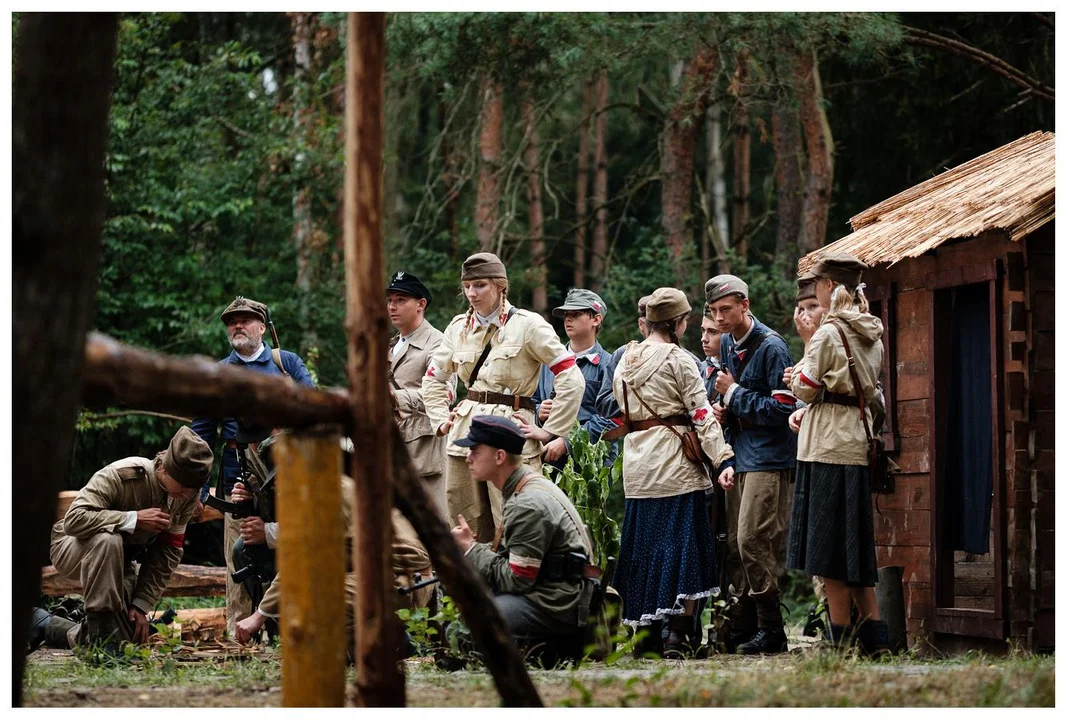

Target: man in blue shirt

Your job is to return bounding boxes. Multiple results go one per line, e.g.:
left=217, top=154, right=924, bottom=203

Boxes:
left=707, top=275, right=797, bottom=655
left=533, top=289, right=615, bottom=471
left=190, top=296, right=314, bottom=638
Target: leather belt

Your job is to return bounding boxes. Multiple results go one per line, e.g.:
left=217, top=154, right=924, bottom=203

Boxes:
left=601, top=414, right=691, bottom=442
left=823, top=391, right=860, bottom=408
left=467, top=390, right=536, bottom=412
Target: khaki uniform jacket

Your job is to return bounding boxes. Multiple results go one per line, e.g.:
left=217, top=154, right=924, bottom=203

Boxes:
left=258, top=475, right=431, bottom=617
left=50, top=457, right=197, bottom=614
left=790, top=309, right=885, bottom=466
left=467, top=466, right=595, bottom=625
left=390, top=319, right=454, bottom=477
left=422, top=301, right=585, bottom=461
left=613, top=341, right=734, bottom=499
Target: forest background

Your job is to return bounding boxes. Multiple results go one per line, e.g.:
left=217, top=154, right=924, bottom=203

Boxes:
left=38, top=11, right=1053, bottom=487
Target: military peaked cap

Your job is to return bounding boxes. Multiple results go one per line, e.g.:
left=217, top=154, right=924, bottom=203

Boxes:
left=386, top=271, right=432, bottom=304
left=453, top=415, right=527, bottom=455
left=553, top=288, right=607, bottom=318
left=221, top=296, right=268, bottom=325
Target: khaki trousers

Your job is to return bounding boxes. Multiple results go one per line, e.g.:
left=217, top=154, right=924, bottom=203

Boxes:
left=51, top=532, right=138, bottom=647
left=224, top=494, right=253, bottom=639
left=725, top=469, right=794, bottom=602
left=445, top=454, right=542, bottom=543
left=422, top=469, right=449, bottom=525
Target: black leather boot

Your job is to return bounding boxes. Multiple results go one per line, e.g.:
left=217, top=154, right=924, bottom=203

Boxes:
left=27, top=608, right=52, bottom=652
left=724, top=596, right=758, bottom=653
left=856, top=619, right=890, bottom=658
left=737, top=598, right=788, bottom=655
left=825, top=623, right=855, bottom=650
left=664, top=615, right=695, bottom=657
left=83, top=612, right=122, bottom=658
left=632, top=620, right=664, bottom=659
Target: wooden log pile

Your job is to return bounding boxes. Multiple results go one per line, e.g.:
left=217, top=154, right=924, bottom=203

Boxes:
left=41, top=563, right=226, bottom=597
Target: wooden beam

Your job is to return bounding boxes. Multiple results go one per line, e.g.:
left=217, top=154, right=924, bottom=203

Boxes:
left=78, top=335, right=543, bottom=706
left=55, top=490, right=222, bottom=524
left=275, top=427, right=346, bottom=707
left=82, top=332, right=352, bottom=428
left=343, top=11, right=404, bottom=707
left=41, top=564, right=226, bottom=597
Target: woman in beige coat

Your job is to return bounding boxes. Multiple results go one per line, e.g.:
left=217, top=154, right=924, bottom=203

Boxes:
left=611, top=288, right=734, bottom=656
left=422, top=252, right=585, bottom=543
left=786, top=252, right=888, bottom=656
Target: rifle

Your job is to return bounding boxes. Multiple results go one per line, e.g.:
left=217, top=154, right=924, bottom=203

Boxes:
left=398, top=572, right=441, bottom=596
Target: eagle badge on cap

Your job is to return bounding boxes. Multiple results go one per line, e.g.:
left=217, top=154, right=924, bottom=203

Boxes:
left=396, top=271, right=405, bottom=280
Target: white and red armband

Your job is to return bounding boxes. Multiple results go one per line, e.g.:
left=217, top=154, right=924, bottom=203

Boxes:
left=508, top=553, right=541, bottom=580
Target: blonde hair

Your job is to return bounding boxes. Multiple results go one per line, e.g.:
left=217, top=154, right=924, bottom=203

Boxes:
left=459, top=277, right=510, bottom=341
left=829, top=281, right=869, bottom=315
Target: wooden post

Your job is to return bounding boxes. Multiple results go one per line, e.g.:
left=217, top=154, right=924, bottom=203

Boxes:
left=274, top=426, right=346, bottom=707
left=343, top=12, right=404, bottom=707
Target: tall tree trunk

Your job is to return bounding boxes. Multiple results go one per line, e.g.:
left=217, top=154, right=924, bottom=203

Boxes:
left=730, top=52, right=751, bottom=262
left=439, top=95, right=460, bottom=259
left=705, top=100, right=730, bottom=275
left=290, top=12, right=317, bottom=353
left=796, top=48, right=835, bottom=253
left=772, top=69, right=805, bottom=272
left=589, top=71, right=609, bottom=291
left=12, top=12, right=118, bottom=704
left=475, top=76, right=503, bottom=252
left=573, top=77, right=593, bottom=289
left=661, top=48, right=717, bottom=288
left=521, top=95, right=547, bottom=318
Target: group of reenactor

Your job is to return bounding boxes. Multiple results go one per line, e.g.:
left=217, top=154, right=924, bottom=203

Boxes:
left=31, top=248, right=887, bottom=662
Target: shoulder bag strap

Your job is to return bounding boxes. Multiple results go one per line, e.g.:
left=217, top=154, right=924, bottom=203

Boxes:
left=491, top=470, right=532, bottom=552
left=830, top=321, right=874, bottom=445
left=468, top=307, right=517, bottom=388
left=622, top=379, right=690, bottom=445
left=272, top=348, right=291, bottom=378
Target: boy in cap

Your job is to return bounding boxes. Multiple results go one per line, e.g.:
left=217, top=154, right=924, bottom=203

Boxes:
left=190, top=295, right=315, bottom=638
left=386, top=271, right=455, bottom=520
left=532, top=288, right=616, bottom=469
left=29, top=428, right=212, bottom=652
left=705, top=274, right=797, bottom=654
left=450, top=416, right=595, bottom=647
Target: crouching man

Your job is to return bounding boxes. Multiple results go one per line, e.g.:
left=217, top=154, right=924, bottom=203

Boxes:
left=451, top=415, right=595, bottom=648
left=30, top=427, right=212, bottom=652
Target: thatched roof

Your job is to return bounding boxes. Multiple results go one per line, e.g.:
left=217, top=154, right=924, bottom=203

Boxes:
left=798, top=131, right=1055, bottom=273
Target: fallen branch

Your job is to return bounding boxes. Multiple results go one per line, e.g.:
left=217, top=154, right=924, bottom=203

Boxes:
left=42, top=563, right=226, bottom=597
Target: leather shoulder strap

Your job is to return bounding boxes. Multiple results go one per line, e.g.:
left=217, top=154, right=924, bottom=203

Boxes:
left=468, top=307, right=518, bottom=388
left=623, top=379, right=690, bottom=445
left=491, top=467, right=533, bottom=552
left=829, top=321, right=873, bottom=444
left=272, top=348, right=291, bottom=378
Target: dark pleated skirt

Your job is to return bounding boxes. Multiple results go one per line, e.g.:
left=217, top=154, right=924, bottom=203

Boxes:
left=615, top=490, right=717, bottom=627
left=786, top=460, right=878, bottom=587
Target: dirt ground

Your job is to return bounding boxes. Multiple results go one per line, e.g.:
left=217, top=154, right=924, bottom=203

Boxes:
left=22, top=635, right=1055, bottom=708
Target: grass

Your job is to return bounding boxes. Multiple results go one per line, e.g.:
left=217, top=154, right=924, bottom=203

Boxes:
left=23, top=644, right=1054, bottom=707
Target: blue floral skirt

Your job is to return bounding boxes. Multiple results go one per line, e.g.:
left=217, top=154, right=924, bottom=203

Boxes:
left=615, top=490, right=717, bottom=627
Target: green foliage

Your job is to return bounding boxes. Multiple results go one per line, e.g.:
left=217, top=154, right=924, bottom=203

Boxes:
left=543, top=424, right=622, bottom=570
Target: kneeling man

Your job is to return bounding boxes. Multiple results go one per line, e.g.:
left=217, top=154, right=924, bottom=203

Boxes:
left=32, top=427, right=211, bottom=651
left=451, top=415, right=595, bottom=645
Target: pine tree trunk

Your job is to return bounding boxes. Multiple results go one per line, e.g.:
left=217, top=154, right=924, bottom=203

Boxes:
left=730, top=52, right=751, bottom=262
left=290, top=12, right=317, bottom=353
left=796, top=48, right=835, bottom=253
left=12, top=12, right=118, bottom=704
left=574, top=77, right=593, bottom=289
left=475, top=76, right=504, bottom=252
left=589, top=71, right=609, bottom=291
left=522, top=95, right=547, bottom=318
left=661, top=49, right=717, bottom=287
left=772, top=69, right=805, bottom=271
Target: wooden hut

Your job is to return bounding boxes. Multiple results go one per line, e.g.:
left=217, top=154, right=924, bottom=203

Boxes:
left=798, top=131, right=1055, bottom=653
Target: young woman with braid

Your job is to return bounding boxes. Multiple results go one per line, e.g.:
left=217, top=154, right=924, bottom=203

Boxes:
left=786, top=252, right=889, bottom=656
left=610, top=287, right=734, bottom=657
left=421, top=252, right=585, bottom=543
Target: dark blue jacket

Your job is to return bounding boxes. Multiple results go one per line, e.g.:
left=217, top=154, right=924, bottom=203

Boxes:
left=190, top=344, right=314, bottom=496
left=533, top=341, right=617, bottom=467
left=719, top=316, right=796, bottom=472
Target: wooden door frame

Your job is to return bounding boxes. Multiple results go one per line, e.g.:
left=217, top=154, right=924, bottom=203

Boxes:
left=926, top=258, right=1007, bottom=639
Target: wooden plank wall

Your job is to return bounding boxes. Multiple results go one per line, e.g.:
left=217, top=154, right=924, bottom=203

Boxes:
left=864, top=230, right=1030, bottom=649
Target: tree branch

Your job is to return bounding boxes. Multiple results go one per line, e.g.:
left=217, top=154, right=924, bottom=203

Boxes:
left=903, top=26, right=1054, bottom=102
